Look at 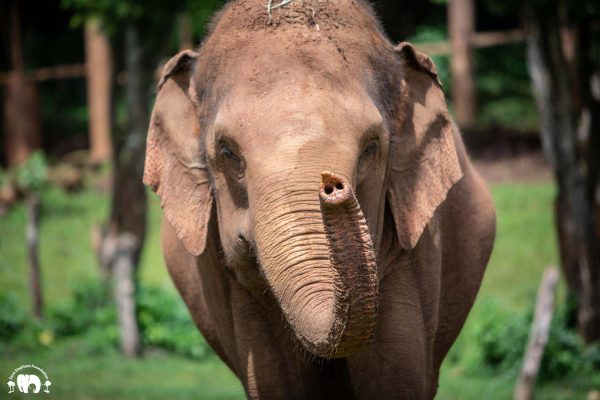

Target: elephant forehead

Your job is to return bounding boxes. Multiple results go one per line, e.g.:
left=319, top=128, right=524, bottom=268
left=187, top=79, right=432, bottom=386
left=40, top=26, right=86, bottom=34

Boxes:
left=215, top=82, right=382, bottom=143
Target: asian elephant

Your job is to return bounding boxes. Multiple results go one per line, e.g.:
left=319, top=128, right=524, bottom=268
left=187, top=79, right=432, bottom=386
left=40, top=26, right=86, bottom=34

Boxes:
left=143, top=0, right=495, bottom=398
left=16, top=374, right=41, bottom=394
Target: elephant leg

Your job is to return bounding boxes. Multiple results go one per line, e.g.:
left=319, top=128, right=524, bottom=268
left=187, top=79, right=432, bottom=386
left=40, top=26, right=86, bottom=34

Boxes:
left=31, top=376, right=41, bottom=393
left=17, top=375, right=28, bottom=393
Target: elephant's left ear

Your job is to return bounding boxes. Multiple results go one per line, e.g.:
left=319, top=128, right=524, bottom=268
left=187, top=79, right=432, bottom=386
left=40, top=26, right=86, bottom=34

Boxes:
left=387, top=42, right=463, bottom=250
left=144, top=50, right=213, bottom=256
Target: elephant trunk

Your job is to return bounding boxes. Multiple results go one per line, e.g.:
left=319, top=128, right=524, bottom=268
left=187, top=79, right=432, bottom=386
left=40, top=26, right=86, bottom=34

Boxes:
left=253, top=171, right=378, bottom=358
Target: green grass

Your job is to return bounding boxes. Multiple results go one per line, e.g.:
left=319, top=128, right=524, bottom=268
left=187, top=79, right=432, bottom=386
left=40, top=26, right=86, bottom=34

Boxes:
left=0, top=186, right=109, bottom=306
left=437, top=183, right=600, bottom=399
left=480, top=183, right=560, bottom=309
left=1, top=181, right=598, bottom=399
left=0, top=186, right=174, bottom=308
left=0, top=340, right=244, bottom=400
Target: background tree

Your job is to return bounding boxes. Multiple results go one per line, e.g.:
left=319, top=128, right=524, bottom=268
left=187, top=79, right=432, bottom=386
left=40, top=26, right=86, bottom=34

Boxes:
left=85, top=19, right=112, bottom=165
left=3, top=0, right=42, bottom=167
left=14, top=151, right=48, bottom=320
left=522, top=0, right=600, bottom=343
left=64, top=0, right=184, bottom=357
left=448, top=0, right=476, bottom=129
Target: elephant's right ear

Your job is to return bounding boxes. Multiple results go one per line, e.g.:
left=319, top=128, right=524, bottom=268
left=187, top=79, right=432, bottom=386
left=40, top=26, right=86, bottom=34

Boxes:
left=387, top=43, right=463, bottom=250
left=143, top=50, right=213, bottom=256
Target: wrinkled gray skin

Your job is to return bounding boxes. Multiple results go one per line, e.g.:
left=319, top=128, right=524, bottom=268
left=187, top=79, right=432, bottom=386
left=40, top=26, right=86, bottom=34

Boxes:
left=143, top=0, right=496, bottom=399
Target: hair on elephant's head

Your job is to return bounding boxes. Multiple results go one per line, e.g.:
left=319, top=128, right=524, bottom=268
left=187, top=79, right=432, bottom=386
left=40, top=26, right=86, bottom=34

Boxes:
left=144, top=0, right=462, bottom=359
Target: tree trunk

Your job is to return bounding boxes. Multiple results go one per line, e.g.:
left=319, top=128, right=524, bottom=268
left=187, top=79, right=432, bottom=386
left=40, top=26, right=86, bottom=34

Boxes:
left=100, top=20, right=150, bottom=358
left=523, top=0, right=600, bottom=343
left=85, top=19, right=113, bottom=165
left=3, top=74, right=42, bottom=166
left=112, top=233, right=141, bottom=357
left=26, top=194, right=43, bottom=319
left=448, top=0, right=476, bottom=129
left=3, top=0, right=42, bottom=167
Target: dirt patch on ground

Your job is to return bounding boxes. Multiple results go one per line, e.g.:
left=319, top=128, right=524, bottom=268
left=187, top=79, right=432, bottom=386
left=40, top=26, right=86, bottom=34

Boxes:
left=472, top=150, right=552, bottom=184
left=464, top=131, right=552, bottom=184
left=463, top=129, right=554, bottom=183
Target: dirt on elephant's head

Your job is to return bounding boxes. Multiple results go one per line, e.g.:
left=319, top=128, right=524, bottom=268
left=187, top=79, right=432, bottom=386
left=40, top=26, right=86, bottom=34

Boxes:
left=212, top=0, right=377, bottom=33
left=192, top=0, right=400, bottom=125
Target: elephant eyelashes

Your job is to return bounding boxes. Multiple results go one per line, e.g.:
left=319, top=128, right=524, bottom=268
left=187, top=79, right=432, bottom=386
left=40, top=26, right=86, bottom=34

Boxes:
left=360, top=140, right=379, bottom=158
left=218, top=140, right=245, bottom=174
left=219, top=141, right=240, bottom=162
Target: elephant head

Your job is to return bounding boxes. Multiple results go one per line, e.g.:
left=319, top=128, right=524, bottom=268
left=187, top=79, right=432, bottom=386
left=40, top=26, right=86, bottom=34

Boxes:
left=16, top=374, right=41, bottom=393
left=144, top=0, right=461, bottom=359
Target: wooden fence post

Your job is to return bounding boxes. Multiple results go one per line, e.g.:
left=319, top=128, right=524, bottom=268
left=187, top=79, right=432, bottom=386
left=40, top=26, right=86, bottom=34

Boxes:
left=448, top=0, right=476, bottom=129
left=85, top=19, right=113, bottom=164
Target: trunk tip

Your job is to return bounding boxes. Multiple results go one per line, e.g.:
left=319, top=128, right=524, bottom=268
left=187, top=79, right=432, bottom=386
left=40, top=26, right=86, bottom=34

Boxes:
left=320, top=171, right=350, bottom=204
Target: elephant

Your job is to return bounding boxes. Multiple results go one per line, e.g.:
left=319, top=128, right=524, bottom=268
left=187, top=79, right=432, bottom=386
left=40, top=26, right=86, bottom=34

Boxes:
left=143, top=0, right=496, bottom=398
left=16, top=374, right=41, bottom=393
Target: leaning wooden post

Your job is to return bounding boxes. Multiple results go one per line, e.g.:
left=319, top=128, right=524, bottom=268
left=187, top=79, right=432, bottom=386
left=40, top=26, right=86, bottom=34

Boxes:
left=514, top=267, right=560, bottom=400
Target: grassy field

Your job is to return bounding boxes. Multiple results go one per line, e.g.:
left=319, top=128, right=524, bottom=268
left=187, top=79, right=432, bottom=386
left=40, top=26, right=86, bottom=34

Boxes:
left=1, top=181, right=598, bottom=398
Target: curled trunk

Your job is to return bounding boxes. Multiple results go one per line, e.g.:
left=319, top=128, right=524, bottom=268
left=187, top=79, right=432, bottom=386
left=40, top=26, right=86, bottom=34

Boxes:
left=254, top=171, right=378, bottom=358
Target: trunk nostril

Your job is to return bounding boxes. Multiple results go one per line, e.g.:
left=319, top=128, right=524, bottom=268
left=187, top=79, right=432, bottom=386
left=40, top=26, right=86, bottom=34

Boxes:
left=320, top=171, right=350, bottom=204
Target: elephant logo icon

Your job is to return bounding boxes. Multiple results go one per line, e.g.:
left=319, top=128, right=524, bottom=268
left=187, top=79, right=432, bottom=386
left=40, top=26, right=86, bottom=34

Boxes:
left=17, top=374, right=41, bottom=393
left=6, top=364, right=51, bottom=395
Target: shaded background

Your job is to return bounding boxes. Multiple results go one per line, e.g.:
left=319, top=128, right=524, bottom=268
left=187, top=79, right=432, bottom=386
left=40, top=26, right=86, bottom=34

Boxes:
left=1, top=0, right=599, bottom=398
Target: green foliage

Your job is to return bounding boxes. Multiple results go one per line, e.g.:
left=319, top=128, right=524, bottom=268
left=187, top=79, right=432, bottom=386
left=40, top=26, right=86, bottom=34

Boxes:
left=0, top=168, right=7, bottom=188
left=471, top=298, right=530, bottom=372
left=185, top=0, right=225, bottom=37
left=458, top=295, right=600, bottom=382
left=0, top=294, right=27, bottom=343
left=137, top=285, right=210, bottom=360
left=49, top=279, right=113, bottom=336
left=14, top=151, right=48, bottom=192
left=61, top=0, right=168, bottom=33
left=2, top=277, right=209, bottom=360
left=40, top=81, right=89, bottom=149
left=475, top=44, right=538, bottom=131
left=62, top=0, right=223, bottom=39
left=540, top=298, right=600, bottom=381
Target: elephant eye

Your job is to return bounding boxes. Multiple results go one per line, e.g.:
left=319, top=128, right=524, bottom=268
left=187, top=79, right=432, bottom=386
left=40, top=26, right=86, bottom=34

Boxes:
left=219, top=141, right=241, bottom=163
left=360, top=139, right=378, bottom=158
left=218, top=139, right=246, bottom=179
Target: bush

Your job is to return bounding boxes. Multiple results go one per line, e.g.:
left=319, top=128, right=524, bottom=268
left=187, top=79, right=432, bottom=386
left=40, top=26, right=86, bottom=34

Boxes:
left=539, top=297, right=600, bottom=381
left=468, top=296, right=600, bottom=380
left=49, top=279, right=113, bottom=336
left=0, top=294, right=27, bottom=342
left=137, top=285, right=210, bottom=360
left=472, top=298, right=530, bottom=372
left=2, top=279, right=211, bottom=359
